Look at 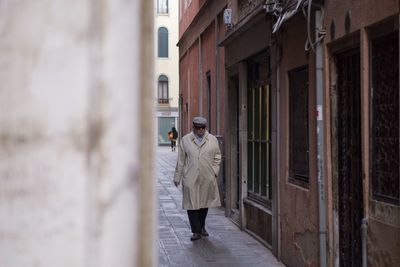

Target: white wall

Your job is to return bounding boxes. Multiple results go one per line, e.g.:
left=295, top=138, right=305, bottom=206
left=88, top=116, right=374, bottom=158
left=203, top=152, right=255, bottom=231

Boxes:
left=155, top=0, right=180, bottom=108
left=0, top=1, right=155, bottom=267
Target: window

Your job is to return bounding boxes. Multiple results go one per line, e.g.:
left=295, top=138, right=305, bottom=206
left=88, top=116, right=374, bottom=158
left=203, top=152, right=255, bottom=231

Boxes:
left=157, top=0, right=168, bottom=14
left=158, top=27, right=168, bottom=58
left=289, top=66, right=309, bottom=187
left=371, top=31, right=399, bottom=205
left=158, top=75, right=169, bottom=104
left=247, top=53, right=272, bottom=204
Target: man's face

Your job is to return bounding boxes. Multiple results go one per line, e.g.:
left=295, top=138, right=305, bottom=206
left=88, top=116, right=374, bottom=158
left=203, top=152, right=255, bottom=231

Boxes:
left=193, top=124, right=206, bottom=137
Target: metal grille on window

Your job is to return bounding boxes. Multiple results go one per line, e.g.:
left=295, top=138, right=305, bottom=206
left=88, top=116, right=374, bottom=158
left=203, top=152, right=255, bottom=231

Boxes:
left=248, top=85, right=272, bottom=202
left=371, top=30, right=400, bottom=205
left=246, top=52, right=272, bottom=205
left=247, top=54, right=272, bottom=204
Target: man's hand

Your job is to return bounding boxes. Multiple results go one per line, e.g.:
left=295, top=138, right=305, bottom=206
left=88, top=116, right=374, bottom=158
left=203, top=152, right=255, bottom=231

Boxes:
left=174, top=181, right=180, bottom=187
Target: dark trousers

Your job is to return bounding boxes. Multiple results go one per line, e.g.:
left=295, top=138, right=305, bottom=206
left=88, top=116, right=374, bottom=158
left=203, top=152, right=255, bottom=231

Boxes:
left=187, top=208, right=208, bottom=234
left=171, top=140, right=176, bottom=151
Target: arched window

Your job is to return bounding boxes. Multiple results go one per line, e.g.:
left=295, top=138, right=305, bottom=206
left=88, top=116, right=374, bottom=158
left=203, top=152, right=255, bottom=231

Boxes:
left=157, top=0, right=168, bottom=14
left=158, top=75, right=169, bottom=104
left=158, top=27, right=168, bottom=58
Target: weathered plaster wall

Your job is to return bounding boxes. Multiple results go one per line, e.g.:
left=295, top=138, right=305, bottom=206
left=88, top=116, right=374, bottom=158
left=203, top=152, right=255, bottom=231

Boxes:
left=367, top=218, right=400, bottom=267
left=179, top=0, right=202, bottom=39
left=189, top=40, right=200, bottom=123
left=217, top=14, right=226, bottom=136
left=367, top=203, right=400, bottom=266
left=0, top=1, right=152, bottom=267
left=179, top=40, right=200, bottom=134
left=323, top=2, right=400, bottom=266
left=324, top=0, right=399, bottom=41
left=200, top=24, right=216, bottom=130
left=225, top=16, right=270, bottom=68
left=278, top=14, right=319, bottom=267
left=178, top=52, right=188, bottom=132
left=178, top=1, right=227, bottom=136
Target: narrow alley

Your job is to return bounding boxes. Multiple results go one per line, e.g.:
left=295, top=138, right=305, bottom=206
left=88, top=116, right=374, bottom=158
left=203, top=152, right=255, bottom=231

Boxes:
left=1, top=1, right=399, bottom=266
left=156, top=146, right=284, bottom=267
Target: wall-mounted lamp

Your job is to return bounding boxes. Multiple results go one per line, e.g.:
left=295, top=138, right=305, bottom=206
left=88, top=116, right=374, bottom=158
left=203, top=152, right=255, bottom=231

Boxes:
left=223, top=8, right=232, bottom=30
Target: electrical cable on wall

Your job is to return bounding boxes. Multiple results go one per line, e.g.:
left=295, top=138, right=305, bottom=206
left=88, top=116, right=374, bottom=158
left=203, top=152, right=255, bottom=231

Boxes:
left=266, top=0, right=325, bottom=51
left=304, top=0, right=326, bottom=52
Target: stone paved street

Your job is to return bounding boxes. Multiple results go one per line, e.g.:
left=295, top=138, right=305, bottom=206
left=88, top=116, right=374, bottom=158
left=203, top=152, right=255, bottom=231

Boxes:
left=156, top=146, right=285, bottom=267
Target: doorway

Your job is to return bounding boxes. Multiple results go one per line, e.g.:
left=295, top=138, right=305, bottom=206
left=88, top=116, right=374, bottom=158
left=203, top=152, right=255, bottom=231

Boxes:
left=158, top=117, right=176, bottom=145
left=335, top=48, right=363, bottom=267
left=245, top=51, right=273, bottom=246
left=228, top=74, right=241, bottom=225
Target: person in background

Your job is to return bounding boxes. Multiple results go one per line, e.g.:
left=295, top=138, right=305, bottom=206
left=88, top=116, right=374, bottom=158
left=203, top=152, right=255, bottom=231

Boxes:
left=173, top=116, right=221, bottom=241
left=168, top=127, right=178, bottom=152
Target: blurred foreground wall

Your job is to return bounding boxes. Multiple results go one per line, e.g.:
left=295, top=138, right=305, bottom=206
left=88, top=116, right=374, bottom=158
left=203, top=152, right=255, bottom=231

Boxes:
left=0, top=1, right=155, bottom=266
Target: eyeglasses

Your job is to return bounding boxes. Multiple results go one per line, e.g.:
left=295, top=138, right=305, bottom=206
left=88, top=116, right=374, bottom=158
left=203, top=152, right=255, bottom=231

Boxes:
left=194, top=125, right=206, bottom=130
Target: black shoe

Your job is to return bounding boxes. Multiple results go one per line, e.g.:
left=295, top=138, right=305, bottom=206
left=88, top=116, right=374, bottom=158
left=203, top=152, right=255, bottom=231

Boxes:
left=201, top=228, right=209, bottom=237
left=190, top=233, right=202, bottom=241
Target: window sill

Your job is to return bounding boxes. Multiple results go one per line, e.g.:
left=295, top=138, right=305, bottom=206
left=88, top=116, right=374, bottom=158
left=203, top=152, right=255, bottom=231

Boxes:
left=369, top=199, right=400, bottom=227
left=288, top=176, right=309, bottom=190
left=244, top=196, right=272, bottom=214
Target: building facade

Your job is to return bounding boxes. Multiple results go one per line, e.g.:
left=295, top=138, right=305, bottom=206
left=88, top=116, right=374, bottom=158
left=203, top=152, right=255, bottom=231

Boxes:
left=181, top=0, right=399, bottom=266
left=220, top=0, right=281, bottom=256
left=177, top=0, right=226, bottom=136
left=155, top=0, right=180, bottom=145
left=178, top=0, right=227, bottom=200
left=222, top=0, right=400, bottom=266
left=322, top=1, right=399, bottom=266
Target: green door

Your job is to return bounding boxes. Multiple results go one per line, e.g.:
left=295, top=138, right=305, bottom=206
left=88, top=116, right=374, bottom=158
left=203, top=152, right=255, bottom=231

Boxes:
left=158, top=117, right=175, bottom=145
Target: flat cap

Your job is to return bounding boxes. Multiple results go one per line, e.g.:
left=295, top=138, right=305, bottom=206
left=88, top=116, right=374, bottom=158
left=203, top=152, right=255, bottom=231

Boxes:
left=192, top=116, right=207, bottom=126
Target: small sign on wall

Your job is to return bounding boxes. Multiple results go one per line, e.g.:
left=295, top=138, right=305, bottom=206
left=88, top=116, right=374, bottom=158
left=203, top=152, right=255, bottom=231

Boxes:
left=317, top=105, right=323, bottom=121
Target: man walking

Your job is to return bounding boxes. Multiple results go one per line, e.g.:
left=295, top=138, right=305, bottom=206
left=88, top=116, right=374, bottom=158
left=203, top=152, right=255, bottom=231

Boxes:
left=173, top=116, right=221, bottom=241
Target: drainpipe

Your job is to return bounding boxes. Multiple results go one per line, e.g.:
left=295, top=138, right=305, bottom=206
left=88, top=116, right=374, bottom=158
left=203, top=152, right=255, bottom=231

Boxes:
left=362, top=217, right=368, bottom=267
left=315, top=8, right=327, bottom=267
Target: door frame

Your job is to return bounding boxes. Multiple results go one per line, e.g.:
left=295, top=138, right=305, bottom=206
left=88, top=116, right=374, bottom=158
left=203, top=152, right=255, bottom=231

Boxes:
left=225, top=69, right=242, bottom=225
left=330, top=42, right=364, bottom=266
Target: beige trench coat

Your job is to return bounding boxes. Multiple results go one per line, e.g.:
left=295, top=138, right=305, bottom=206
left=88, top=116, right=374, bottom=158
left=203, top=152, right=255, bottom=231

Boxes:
left=173, top=131, right=221, bottom=210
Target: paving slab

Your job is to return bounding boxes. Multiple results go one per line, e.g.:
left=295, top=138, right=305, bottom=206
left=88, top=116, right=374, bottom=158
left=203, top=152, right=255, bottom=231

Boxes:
left=156, top=146, right=285, bottom=267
